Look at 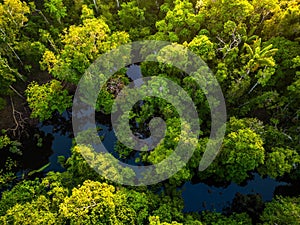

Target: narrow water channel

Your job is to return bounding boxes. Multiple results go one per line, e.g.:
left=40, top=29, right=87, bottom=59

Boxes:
left=14, top=64, right=291, bottom=212
left=32, top=110, right=289, bottom=213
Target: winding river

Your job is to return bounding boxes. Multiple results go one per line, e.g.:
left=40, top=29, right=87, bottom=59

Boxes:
left=24, top=110, right=289, bottom=213
left=14, top=64, right=292, bottom=212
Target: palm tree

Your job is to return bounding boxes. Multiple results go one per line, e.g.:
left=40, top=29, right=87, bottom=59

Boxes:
left=243, top=38, right=277, bottom=74
left=242, top=38, right=278, bottom=93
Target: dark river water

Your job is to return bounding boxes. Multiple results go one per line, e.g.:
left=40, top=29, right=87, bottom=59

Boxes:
left=12, top=64, right=292, bottom=213
left=23, top=110, right=288, bottom=213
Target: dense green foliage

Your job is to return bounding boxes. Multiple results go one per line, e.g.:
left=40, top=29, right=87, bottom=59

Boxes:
left=260, top=196, right=300, bottom=225
left=0, top=0, right=299, bottom=224
left=25, top=80, right=72, bottom=121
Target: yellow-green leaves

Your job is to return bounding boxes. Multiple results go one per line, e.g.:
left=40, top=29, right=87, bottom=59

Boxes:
left=258, top=147, right=300, bottom=178
left=59, top=180, right=136, bottom=225
left=262, top=0, right=300, bottom=39
left=0, top=195, right=57, bottom=225
left=25, top=80, right=72, bottom=121
left=154, top=0, right=203, bottom=43
left=149, top=216, right=183, bottom=225
left=0, top=0, right=30, bottom=95
left=261, top=196, right=300, bottom=225
left=187, top=35, right=216, bottom=61
left=200, top=117, right=265, bottom=184
left=40, top=15, right=130, bottom=84
left=0, top=0, right=30, bottom=36
left=243, top=38, right=277, bottom=73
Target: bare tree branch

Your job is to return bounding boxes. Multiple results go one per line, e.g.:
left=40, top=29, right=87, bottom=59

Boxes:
left=8, top=96, right=27, bottom=137
left=9, top=85, right=25, bottom=99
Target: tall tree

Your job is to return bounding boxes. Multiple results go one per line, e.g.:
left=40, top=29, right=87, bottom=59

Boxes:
left=40, top=7, right=130, bottom=84
left=44, top=0, right=67, bottom=25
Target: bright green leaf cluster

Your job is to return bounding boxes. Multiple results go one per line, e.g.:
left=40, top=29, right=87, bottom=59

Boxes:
left=25, top=80, right=72, bottom=121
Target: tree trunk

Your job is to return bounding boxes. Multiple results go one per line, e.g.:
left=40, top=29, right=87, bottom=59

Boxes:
left=93, top=0, right=99, bottom=13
